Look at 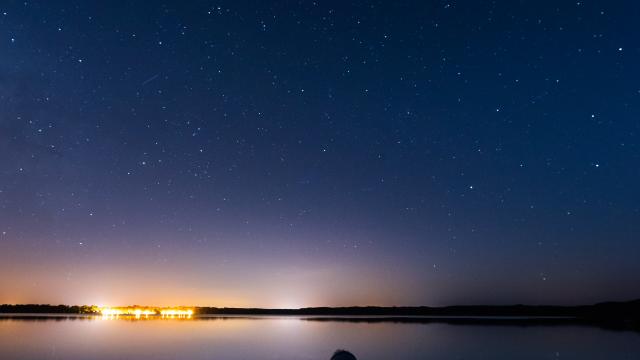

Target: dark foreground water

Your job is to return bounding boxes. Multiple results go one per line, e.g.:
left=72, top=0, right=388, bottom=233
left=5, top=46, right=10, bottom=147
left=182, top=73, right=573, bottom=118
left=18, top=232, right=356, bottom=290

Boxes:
left=1, top=315, right=639, bottom=359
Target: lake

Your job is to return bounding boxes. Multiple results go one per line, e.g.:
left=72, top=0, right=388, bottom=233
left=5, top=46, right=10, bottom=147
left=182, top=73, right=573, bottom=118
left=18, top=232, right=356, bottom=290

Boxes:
left=1, top=315, right=639, bottom=359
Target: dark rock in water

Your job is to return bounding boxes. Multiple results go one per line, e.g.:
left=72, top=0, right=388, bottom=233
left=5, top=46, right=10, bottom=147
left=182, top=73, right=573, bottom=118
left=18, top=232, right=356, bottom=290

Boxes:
left=331, top=349, right=357, bottom=360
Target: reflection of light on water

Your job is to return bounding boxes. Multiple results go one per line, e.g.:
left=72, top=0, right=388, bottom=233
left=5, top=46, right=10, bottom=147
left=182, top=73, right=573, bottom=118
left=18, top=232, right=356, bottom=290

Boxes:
left=98, top=307, right=193, bottom=319
left=272, top=318, right=303, bottom=331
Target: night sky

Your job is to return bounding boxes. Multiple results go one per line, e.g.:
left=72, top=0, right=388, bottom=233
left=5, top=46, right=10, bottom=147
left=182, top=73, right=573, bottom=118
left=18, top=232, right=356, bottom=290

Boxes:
left=1, top=1, right=639, bottom=308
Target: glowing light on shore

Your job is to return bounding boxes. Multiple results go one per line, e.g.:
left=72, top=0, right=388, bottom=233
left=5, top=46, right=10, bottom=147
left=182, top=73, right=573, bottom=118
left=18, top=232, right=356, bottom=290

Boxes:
left=160, top=309, right=193, bottom=317
left=100, top=308, right=123, bottom=316
left=98, top=307, right=193, bottom=319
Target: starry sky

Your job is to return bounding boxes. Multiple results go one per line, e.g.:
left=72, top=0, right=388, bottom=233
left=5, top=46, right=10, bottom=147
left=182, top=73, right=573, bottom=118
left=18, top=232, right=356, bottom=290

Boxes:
left=1, top=1, right=639, bottom=308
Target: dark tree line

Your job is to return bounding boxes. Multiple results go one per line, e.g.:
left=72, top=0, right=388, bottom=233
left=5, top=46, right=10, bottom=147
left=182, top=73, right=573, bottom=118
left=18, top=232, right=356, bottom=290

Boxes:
left=196, top=299, right=640, bottom=320
left=2, top=300, right=639, bottom=321
left=0, top=304, right=99, bottom=314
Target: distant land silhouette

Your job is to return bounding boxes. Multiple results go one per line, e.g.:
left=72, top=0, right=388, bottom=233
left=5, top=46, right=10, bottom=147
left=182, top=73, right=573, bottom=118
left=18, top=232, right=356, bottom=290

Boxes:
left=196, top=300, right=640, bottom=319
left=2, top=300, right=639, bottom=329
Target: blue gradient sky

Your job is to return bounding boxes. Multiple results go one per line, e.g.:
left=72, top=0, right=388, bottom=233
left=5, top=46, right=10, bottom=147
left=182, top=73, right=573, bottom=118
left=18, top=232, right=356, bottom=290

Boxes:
left=1, top=1, right=639, bottom=307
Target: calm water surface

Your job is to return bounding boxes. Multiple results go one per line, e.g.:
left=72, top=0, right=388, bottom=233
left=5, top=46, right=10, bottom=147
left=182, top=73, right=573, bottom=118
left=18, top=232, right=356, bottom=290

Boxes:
left=1, top=315, right=639, bottom=359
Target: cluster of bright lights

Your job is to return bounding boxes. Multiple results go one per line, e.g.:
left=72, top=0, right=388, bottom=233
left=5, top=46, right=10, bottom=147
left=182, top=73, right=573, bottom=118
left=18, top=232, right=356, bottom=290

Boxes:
left=98, top=307, right=194, bottom=319
left=160, top=309, right=194, bottom=317
left=100, top=308, right=124, bottom=316
left=134, top=309, right=156, bottom=316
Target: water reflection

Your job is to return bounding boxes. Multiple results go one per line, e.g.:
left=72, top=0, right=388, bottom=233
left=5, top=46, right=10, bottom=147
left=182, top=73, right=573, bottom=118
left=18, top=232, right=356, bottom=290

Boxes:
left=1, top=315, right=639, bottom=360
